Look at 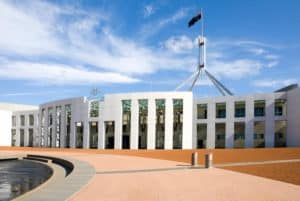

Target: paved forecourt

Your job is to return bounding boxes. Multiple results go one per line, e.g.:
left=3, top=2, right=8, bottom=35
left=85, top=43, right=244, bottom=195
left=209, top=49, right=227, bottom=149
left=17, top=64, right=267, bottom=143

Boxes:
left=1, top=149, right=300, bottom=201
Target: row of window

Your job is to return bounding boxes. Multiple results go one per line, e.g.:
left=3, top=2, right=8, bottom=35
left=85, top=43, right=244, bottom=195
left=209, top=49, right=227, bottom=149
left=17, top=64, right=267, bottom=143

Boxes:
left=196, top=120, right=287, bottom=148
left=12, top=114, right=35, bottom=127
left=197, top=99, right=286, bottom=119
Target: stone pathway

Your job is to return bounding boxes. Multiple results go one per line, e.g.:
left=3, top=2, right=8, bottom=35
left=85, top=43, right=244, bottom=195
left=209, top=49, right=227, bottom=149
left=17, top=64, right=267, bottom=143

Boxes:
left=1, top=150, right=300, bottom=201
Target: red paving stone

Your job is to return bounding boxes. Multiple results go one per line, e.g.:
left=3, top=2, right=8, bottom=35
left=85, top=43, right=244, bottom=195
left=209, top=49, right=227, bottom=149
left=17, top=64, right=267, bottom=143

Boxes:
left=221, top=162, right=300, bottom=186
left=1, top=148, right=300, bottom=201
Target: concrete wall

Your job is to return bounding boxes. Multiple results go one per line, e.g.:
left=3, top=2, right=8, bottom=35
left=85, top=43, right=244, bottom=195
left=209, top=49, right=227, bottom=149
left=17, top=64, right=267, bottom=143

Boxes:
left=3, top=87, right=300, bottom=149
left=0, top=109, right=12, bottom=146
left=287, top=87, right=300, bottom=146
left=103, top=92, right=193, bottom=149
left=194, top=91, right=287, bottom=149
left=12, top=110, right=39, bottom=146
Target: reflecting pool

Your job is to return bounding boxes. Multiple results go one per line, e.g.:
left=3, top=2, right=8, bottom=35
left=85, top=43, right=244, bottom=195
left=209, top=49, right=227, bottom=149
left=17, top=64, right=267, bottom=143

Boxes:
left=0, top=160, right=53, bottom=201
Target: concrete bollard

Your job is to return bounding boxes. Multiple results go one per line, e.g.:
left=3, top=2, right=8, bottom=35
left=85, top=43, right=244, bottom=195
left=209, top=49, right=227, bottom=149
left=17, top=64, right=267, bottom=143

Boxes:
left=191, top=152, right=198, bottom=166
left=205, top=153, right=213, bottom=168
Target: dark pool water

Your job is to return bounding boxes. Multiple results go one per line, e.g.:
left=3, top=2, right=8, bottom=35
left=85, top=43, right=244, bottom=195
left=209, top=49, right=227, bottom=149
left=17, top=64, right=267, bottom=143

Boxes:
left=0, top=160, right=53, bottom=201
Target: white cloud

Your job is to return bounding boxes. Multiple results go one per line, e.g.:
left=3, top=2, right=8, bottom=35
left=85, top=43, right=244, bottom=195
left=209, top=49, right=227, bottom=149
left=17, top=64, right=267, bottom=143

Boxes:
left=252, top=79, right=297, bottom=88
left=0, top=1, right=196, bottom=84
left=0, top=1, right=284, bottom=88
left=248, top=48, right=266, bottom=55
left=208, top=59, right=262, bottom=79
left=266, top=60, right=279, bottom=68
left=0, top=1, right=62, bottom=55
left=265, top=54, right=279, bottom=60
left=0, top=60, right=139, bottom=85
left=164, top=35, right=194, bottom=53
left=144, top=5, right=155, bottom=17
left=139, top=8, right=190, bottom=39
left=0, top=90, right=76, bottom=97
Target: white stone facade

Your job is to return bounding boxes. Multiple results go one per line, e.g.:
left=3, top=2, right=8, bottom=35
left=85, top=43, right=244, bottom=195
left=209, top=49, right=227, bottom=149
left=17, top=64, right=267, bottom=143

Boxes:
left=1, top=88, right=300, bottom=149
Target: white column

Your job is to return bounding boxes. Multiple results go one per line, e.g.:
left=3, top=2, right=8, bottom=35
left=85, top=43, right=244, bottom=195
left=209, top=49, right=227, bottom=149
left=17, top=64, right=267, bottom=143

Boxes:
left=147, top=98, right=156, bottom=149
left=130, top=99, right=139, bottom=149
left=52, top=107, right=57, bottom=148
left=44, top=109, right=49, bottom=147
left=98, top=120, right=105, bottom=149
left=192, top=103, right=198, bottom=149
left=266, top=97, right=275, bottom=147
left=34, top=113, right=39, bottom=147
left=70, top=105, right=75, bottom=148
left=226, top=100, right=234, bottom=148
left=61, top=106, right=66, bottom=148
left=83, top=120, right=89, bottom=149
left=245, top=98, right=254, bottom=148
left=182, top=96, right=193, bottom=149
left=206, top=101, right=215, bottom=148
left=115, top=101, right=122, bottom=149
left=164, top=98, right=173, bottom=149
left=16, top=128, right=20, bottom=146
left=24, top=127, right=29, bottom=147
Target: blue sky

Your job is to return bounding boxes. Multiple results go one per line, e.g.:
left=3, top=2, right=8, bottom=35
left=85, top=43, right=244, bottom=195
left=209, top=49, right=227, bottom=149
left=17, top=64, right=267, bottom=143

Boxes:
left=0, top=0, right=299, bottom=105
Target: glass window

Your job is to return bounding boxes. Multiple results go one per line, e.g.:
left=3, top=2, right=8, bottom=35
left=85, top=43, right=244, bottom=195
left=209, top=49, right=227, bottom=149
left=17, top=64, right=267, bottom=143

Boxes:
left=235, top=101, right=245, bottom=118
left=29, top=114, right=34, bottom=126
left=234, top=122, right=245, bottom=148
left=197, top=104, right=207, bottom=119
left=156, top=99, right=165, bottom=149
left=20, top=115, right=25, bottom=126
left=122, top=100, right=131, bottom=149
left=11, top=129, right=16, bottom=146
left=20, top=129, right=25, bottom=147
left=28, top=128, right=34, bottom=147
left=254, top=121, right=265, bottom=148
left=76, top=122, right=83, bottom=148
left=89, top=101, right=99, bottom=118
left=254, top=100, right=265, bottom=117
left=274, top=120, right=286, bottom=147
left=173, top=99, right=183, bottom=149
left=215, top=123, right=225, bottom=148
left=89, top=122, right=98, bottom=149
left=105, top=121, right=114, bottom=149
left=216, top=103, right=226, bottom=118
left=197, top=124, right=207, bottom=148
left=65, top=104, right=71, bottom=148
left=138, top=99, right=148, bottom=149
left=275, top=99, right=286, bottom=116
left=47, top=107, right=53, bottom=147
left=12, top=116, right=16, bottom=127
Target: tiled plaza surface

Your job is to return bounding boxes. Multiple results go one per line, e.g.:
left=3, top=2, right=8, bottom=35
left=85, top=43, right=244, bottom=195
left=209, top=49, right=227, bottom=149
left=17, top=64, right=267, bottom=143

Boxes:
left=1, top=149, right=300, bottom=201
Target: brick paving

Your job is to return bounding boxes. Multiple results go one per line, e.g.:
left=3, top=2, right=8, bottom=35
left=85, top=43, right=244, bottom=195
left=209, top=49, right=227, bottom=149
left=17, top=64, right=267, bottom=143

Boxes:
left=1, top=148, right=300, bottom=201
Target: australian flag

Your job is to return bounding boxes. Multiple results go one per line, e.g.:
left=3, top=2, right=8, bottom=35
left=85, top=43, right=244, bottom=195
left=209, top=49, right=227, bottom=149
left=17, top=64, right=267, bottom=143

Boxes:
left=188, top=12, right=202, bottom=27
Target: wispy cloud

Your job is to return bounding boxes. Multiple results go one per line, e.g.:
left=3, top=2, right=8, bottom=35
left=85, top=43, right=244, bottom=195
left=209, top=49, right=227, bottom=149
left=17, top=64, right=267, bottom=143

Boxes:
left=0, top=90, right=76, bottom=97
left=0, top=59, right=139, bottom=85
left=252, top=79, right=297, bottom=88
left=164, top=35, right=194, bottom=53
left=0, top=1, right=195, bottom=85
left=248, top=48, right=266, bottom=55
left=139, top=8, right=190, bottom=39
left=208, top=59, right=263, bottom=79
left=143, top=4, right=155, bottom=17
left=0, top=0, right=286, bottom=91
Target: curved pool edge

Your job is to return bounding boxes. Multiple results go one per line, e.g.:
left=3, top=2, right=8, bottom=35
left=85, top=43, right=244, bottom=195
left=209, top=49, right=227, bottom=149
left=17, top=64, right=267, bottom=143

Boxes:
left=13, top=155, right=95, bottom=201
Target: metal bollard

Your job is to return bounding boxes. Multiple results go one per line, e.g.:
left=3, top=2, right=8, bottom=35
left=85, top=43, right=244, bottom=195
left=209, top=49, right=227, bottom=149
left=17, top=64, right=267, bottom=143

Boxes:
left=205, top=153, right=213, bottom=168
left=191, top=152, right=198, bottom=166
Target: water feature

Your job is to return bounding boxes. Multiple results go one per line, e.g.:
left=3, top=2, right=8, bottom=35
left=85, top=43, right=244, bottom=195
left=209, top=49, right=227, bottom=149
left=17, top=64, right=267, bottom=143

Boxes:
left=0, top=160, right=53, bottom=201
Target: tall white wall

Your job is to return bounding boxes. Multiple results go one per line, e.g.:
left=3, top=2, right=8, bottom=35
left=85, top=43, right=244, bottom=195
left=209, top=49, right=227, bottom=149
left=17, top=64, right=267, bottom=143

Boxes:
left=287, top=87, right=300, bottom=147
left=103, top=92, right=193, bottom=149
left=0, top=110, right=12, bottom=146
left=194, top=92, right=287, bottom=149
